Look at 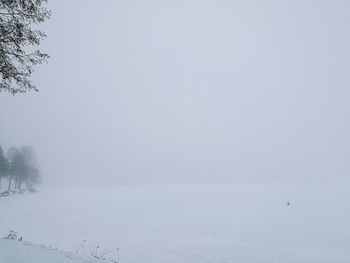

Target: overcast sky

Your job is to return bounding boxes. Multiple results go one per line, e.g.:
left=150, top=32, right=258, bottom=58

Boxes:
left=0, top=0, right=350, bottom=186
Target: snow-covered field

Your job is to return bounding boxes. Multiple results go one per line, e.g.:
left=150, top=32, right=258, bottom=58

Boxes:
left=0, top=238, right=104, bottom=263
left=0, top=182, right=349, bottom=263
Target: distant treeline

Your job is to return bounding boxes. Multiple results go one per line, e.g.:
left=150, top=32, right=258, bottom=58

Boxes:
left=0, top=145, right=41, bottom=190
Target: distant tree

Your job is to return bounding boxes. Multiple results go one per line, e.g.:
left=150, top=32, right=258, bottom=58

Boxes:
left=25, top=166, right=41, bottom=187
left=0, top=0, right=51, bottom=94
left=6, top=145, right=41, bottom=190
left=0, top=145, right=9, bottom=188
left=17, top=146, right=40, bottom=188
left=7, top=147, right=18, bottom=190
left=7, top=146, right=20, bottom=190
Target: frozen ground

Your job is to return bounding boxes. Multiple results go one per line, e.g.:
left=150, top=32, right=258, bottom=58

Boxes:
left=0, top=182, right=349, bottom=262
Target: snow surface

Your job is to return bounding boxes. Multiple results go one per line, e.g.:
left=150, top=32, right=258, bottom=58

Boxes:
left=0, top=238, right=104, bottom=263
left=0, top=183, right=349, bottom=262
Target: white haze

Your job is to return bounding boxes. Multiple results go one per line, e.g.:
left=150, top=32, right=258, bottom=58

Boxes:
left=1, top=0, right=350, bottom=186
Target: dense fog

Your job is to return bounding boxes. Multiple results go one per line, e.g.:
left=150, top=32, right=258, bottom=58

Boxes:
left=1, top=0, right=350, bottom=187
left=1, top=1, right=350, bottom=262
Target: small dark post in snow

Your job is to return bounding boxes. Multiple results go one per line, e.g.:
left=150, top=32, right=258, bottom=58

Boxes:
left=76, top=240, right=86, bottom=254
left=94, top=246, right=100, bottom=258
left=116, top=247, right=120, bottom=263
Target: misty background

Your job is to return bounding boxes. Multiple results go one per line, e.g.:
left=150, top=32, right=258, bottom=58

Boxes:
left=0, top=0, right=349, bottom=186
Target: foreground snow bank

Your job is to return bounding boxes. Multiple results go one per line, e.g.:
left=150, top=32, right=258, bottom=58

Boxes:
left=0, top=239, right=104, bottom=263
